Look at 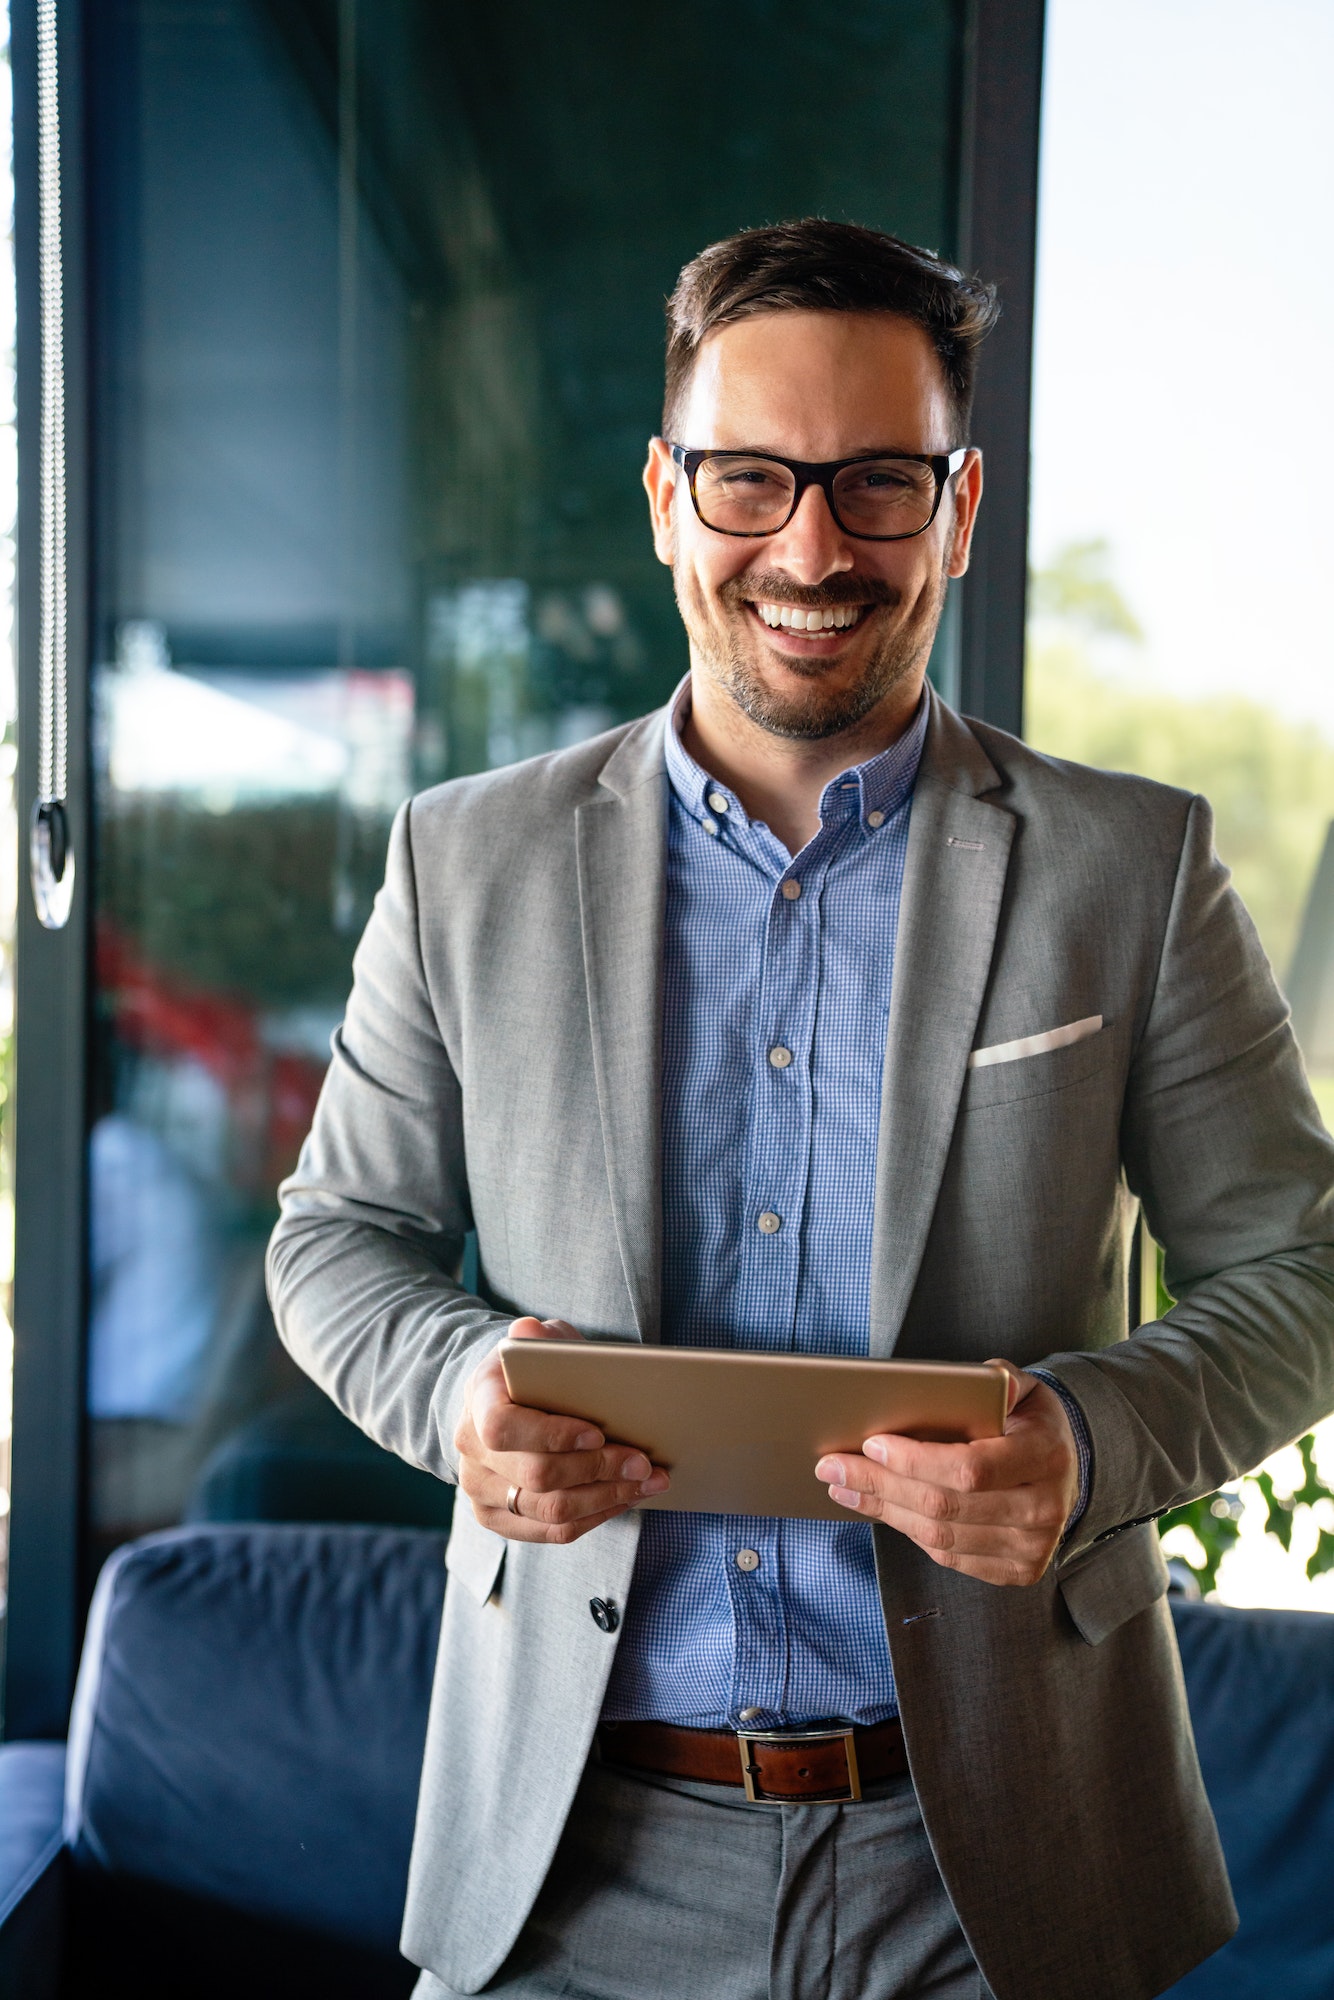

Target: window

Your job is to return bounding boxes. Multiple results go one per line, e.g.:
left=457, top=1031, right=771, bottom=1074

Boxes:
left=1028, top=0, right=1334, bottom=1604
left=82, top=0, right=969, bottom=1561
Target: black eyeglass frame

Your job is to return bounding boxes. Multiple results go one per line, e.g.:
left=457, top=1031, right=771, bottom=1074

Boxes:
left=666, top=442, right=970, bottom=542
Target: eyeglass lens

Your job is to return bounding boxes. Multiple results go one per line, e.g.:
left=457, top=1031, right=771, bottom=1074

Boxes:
left=691, top=455, right=938, bottom=537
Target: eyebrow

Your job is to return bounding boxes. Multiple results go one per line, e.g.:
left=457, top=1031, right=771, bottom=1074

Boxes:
left=701, top=444, right=942, bottom=461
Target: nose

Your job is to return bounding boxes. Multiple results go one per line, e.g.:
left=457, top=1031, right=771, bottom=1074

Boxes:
left=762, top=480, right=855, bottom=586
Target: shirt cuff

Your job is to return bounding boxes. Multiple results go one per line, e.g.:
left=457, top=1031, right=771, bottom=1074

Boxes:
left=1028, top=1367, right=1093, bottom=1538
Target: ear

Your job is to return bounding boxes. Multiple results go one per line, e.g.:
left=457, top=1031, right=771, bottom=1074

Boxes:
left=643, top=437, right=679, bottom=567
left=944, top=449, right=984, bottom=578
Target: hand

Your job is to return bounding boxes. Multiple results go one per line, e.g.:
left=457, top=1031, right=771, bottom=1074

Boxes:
left=455, top=1318, right=670, bottom=1543
left=814, top=1363, right=1079, bottom=1586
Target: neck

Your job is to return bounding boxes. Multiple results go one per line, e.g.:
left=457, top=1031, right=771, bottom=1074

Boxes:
left=681, top=665, right=927, bottom=855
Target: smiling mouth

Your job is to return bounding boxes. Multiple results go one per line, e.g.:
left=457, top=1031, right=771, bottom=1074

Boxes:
left=750, top=600, right=869, bottom=633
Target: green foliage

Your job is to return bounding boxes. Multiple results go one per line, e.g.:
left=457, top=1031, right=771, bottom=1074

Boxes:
left=1158, top=1491, right=1243, bottom=1595
left=1253, top=1435, right=1334, bottom=1581
left=1026, top=542, right=1334, bottom=976
left=1028, top=537, right=1144, bottom=642
left=1160, top=1438, right=1334, bottom=1595
left=1033, top=568, right=1334, bottom=1599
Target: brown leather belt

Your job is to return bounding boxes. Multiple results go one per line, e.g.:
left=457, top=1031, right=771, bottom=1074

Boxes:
left=597, top=1716, right=907, bottom=1804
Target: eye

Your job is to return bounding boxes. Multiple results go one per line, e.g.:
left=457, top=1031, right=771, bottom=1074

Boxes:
left=716, top=465, right=785, bottom=491
left=845, top=465, right=918, bottom=493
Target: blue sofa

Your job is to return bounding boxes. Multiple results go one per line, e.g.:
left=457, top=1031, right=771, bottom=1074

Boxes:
left=0, top=1526, right=449, bottom=1997
left=2, top=1523, right=1332, bottom=1997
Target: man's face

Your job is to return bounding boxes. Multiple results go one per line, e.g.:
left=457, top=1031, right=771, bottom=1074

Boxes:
left=644, top=310, right=982, bottom=741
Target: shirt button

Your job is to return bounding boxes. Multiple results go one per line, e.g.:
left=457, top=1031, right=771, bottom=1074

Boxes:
left=866, top=809, right=885, bottom=828
left=707, top=791, right=730, bottom=814
left=702, top=817, right=718, bottom=835
left=781, top=879, right=802, bottom=901
left=735, top=1548, right=760, bottom=1572
left=739, top=1706, right=765, bottom=1723
left=757, top=1211, right=782, bottom=1234
left=768, top=1045, right=792, bottom=1069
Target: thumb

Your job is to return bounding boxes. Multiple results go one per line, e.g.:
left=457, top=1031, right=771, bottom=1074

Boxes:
left=985, top=1357, right=1036, bottom=1417
left=509, top=1316, right=584, bottom=1341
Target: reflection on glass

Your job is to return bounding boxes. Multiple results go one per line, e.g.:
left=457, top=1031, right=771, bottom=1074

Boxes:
left=90, top=1109, right=220, bottom=1423
left=88, top=0, right=965, bottom=1552
left=92, top=621, right=415, bottom=1545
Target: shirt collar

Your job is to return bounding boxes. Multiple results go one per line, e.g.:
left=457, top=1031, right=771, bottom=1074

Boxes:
left=663, top=673, right=929, bottom=833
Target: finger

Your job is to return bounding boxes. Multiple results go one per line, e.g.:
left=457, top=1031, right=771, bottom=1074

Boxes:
left=816, top=1454, right=1066, bottom=1532
left=483, top=1440, right=669, bottom=1495
left=855, top=1422, right=1061, bottom=1493
left=465, top=1460, right=665, bottom=1527
left=458, top=1398, right=666, bottom=1493
left=814, top=1456, right=1061, bottom=1570
left=864, top=1497, right=1059, bottom=1583
left=460, top=1454, right=668, bottom=1510
left=470, top=1497, right=634, bottom=1547
left=470, top=1333, right=605, bottom=1456
left=512, top=1316, right=583, bottom=1341
left=456, top=1376, right=669, bottom=1498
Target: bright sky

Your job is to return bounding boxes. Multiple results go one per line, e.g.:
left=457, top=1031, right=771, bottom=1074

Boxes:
left=1030, top=0, right=1334, bottom=738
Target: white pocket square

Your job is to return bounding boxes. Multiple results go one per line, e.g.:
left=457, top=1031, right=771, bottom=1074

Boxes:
left=967, top=1014, right=1104, bottom=1070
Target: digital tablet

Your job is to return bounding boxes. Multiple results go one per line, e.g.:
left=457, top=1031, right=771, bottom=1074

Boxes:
left=499, top=1339, right=1010, bottom=1521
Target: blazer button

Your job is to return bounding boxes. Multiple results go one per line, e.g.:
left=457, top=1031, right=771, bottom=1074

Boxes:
left=589, top=1597, right=620, bottom=1633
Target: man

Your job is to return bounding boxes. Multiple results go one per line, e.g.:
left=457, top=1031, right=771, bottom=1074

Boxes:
left=268, top=219, right=1334, bottom=2000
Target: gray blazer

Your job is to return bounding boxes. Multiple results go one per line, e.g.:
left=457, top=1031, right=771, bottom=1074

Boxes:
left=268, top=688, right=1334, bottom=2000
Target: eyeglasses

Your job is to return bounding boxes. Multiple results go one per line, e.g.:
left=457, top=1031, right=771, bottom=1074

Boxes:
left=667, top=443, right=968, bottom=542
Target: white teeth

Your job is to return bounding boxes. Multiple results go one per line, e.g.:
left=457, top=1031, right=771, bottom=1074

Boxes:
left=753, top=601, right=864, bottom=632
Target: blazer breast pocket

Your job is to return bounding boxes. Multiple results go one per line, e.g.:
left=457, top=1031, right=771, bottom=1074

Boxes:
left=960, top=1017, right=1114, bottom=1111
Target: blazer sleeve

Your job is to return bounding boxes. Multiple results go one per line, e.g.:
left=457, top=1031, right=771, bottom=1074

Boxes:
left=266, top=798, right=510, bottom=1484
left=1039, top=793, right=1334, bottom=1558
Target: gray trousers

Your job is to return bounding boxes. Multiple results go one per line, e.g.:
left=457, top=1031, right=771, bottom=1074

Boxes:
left=413, top=1758, right=991, bottom=2000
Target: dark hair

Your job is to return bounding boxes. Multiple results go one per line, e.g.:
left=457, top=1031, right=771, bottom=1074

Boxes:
left=663, top=217, right=999, bottom=445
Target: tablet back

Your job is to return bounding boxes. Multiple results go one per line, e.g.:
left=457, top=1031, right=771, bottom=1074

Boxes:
left=500, top=1341, right=1009, bottom=1519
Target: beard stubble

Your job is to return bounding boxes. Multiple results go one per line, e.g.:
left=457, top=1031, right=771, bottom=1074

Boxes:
left=675, top=561, right=948, bottom=742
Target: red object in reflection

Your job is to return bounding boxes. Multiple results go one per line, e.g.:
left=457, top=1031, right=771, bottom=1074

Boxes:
left=97, top=921, right=327, bottom=1195
left=267, top=1050, right=326, bottom=1187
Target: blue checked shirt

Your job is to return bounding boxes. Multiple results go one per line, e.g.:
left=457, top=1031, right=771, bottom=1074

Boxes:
left=602, top=682, right=1090, bottom=1731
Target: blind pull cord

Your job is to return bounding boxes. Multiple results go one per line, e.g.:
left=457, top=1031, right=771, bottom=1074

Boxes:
left=30, top=0, right=74, bottom=929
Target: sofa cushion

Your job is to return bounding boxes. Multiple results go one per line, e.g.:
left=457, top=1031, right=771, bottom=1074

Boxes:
left=65, top=1524, right=445, bottom=1957
left=0, top=1742, right=65, bottom=1925
left=0, top=1742, right=66, bottom=2000
left=1167, top=1598, right=1334, bottom=1998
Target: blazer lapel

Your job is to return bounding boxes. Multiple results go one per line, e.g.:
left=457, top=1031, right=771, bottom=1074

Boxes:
left=574, top=717, right=668, bottom=1343
left=869, top=695, right=1015, bottom=1356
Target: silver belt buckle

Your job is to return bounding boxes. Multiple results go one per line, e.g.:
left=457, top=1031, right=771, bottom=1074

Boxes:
left=735, top=1724, right=862, bottom=1803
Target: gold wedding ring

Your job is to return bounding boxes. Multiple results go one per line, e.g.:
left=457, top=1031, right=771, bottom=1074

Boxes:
left=506, top=1484, right=522, bottom=1516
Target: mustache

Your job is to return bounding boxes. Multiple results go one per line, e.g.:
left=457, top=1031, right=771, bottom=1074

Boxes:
left=719, top=570, right=903, bottom=611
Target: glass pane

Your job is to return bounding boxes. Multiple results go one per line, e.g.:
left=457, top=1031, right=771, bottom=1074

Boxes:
left=1028, top=0, right=1334, bottom=1606
left=0, top=7, right=13, bottom=1651
left=87, top=0, right=966, bottom=1557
